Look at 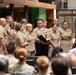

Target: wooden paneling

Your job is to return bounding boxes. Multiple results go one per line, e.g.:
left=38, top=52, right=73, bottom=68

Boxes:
left=10, top=4, right=14, bottom=18
left=0, top=0, right=56, bottom=27
left=58, top=14, right=76, bottom=16
left=24, top=6, right=28, bottom=22
left=0, top=0, right=3, bottom=3
left=46, top=9, right=54, bottom=28
left=28, top=1, right=56, bottom=9
left=1, top=0, right=28, bottom=5
left=1, top=0, right=56, bottom=9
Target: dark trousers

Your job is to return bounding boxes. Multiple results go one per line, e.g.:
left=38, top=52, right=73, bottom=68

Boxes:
left=35, top=42, right=49, bottom=56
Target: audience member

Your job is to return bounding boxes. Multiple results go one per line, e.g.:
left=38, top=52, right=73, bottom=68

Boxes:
left=36, top=56, right=52, bottom=75
left=6, top=41, right=18, bottom=65
left=8, top=48, right=36, bottom=74
left=51, top=47, right=72, bottom=75
left=69, top=52, right=76, bottom=67
left=0, top=54, right=10, bottom=75
left=51, top=56, right=69, bottom=75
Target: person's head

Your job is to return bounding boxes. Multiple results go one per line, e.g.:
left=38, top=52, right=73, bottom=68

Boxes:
left=37, top=19, right=44, bottom=28
left=54, top=19, right=59, bottom=26
left=16, top=48, right=28, bottom=63
left=36, top=56, right=50, bottom=72
left=6, top=15, right=13, bottom=25
left=51, top=56, right=69, bottom=75
left=15, top=23, right=24, bottom=31
left=52, top=24, right=58, bottom=32
left=43, top=20, right=47, bottom=28
left=11, top=21, right=17, bottom=29
left=0, top=55, right=9, bottom=72
left=62, top=21, right=69, bottom=30
left=6, top=41, right=16, bottom=54
left=52, top=47, right=63, bottom=57
left=26, top=23, right=33, bottom=32
left=0, top=18, right=7, bottom=27
left=21, top=18, right=27, bottom=25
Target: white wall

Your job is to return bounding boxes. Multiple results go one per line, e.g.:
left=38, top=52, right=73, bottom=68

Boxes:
left=68, top=0, right=76, bottom=9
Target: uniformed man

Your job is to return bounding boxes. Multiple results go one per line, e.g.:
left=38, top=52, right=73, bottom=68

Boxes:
left=33, top=19, right=48, bottom=56
left=0, top=18, right=8, bottom=54
left=4, top=15, right=13, bottom=44
left=20, top=18, right=27, bottom=33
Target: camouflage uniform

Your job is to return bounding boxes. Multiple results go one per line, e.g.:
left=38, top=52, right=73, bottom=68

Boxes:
left=8, top=62, right=36, bottom=74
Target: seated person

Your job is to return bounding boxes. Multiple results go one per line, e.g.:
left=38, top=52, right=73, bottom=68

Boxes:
left=51, top=56, right=69, bottom=75
left=69, top=52, right=76, bottom=67
left=51, top=47, right=72, bottom=75
left=6, top=41, right=18, bottom=65
left=0, top=54, right=10, bottom=75
left=35, top=56, right=52, bottom=75
left=8, top=48, right=36, bottom=74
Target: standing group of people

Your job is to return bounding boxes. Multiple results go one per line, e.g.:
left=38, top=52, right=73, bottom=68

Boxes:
left=47, top=19, right=73, bottom=56
left=0, top=15, right=73, bottom=56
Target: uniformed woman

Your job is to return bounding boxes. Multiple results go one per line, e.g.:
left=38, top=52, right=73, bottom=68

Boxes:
left=47, top=24, right=61, bottom=56
left=14, top=23, right=28, bottom=49
left=60, top=21, right=73, bottom=53
left=25, top=23, right=36, bottom=56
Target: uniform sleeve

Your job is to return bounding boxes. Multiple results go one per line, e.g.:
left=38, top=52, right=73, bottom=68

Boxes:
left=42, top=29, right=47, bottom=38
left=58, top=27, right=64, bottom=34
left=0, top=31, right=4, bottom=39
left=33, top=28, right=38, bottom=38
left=4, top=26, right=13, bottom=38
left=47, top=31, right=51, bottom=38
left=18, top=35, right=24, bottom=44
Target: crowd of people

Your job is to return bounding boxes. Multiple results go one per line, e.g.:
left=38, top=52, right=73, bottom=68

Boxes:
left=0, top=15, right=73, bottom=56
left=0, top=15, right=76, bottom=75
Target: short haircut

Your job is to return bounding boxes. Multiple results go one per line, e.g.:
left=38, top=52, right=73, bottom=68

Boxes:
left=6, top=15, right=11, bottom=20
left=51, top=56, right=69, bottom=75
left=0, top=55, right=9, bottom=71
left=7, top=41, right=16, bottom=54
left=37, top=19, right=44, bottom=22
